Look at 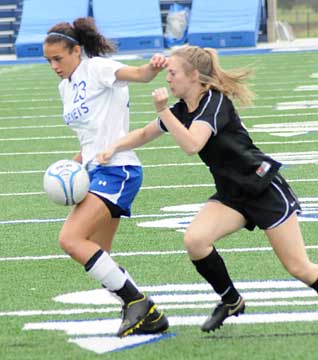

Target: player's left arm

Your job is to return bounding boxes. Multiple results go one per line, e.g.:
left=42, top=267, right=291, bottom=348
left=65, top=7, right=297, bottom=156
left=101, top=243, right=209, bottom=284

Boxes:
left=115, top=54, right=168, bottom=83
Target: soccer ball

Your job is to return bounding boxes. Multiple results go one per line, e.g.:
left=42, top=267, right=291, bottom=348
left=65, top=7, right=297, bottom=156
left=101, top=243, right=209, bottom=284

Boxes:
left=43, top=159, right=90, bottom=206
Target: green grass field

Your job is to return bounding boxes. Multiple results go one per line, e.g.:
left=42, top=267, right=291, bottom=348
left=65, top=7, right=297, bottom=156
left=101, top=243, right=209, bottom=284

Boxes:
left=1, top=51, right=318, bottom=359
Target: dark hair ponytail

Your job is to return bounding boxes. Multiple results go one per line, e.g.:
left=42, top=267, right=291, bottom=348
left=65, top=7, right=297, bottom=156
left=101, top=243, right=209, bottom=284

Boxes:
left=45, top=16, right=116, bottom=57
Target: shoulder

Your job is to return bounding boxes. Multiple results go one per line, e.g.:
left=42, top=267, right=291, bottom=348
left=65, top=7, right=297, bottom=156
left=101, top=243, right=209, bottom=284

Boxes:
left=203, top=90, right=230, bottom=111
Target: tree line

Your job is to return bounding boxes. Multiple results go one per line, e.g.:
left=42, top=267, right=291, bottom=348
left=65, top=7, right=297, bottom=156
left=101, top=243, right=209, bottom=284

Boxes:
left=278, top=0, right=318, bottom=11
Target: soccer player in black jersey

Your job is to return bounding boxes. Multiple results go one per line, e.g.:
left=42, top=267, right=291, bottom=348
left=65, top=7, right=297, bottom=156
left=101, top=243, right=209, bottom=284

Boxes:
left=97, top=45, right=318, bottom=333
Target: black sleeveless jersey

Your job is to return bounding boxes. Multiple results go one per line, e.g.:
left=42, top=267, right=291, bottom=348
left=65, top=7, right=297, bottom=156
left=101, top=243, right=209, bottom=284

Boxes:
left=159, top=89, right=282, bottom=199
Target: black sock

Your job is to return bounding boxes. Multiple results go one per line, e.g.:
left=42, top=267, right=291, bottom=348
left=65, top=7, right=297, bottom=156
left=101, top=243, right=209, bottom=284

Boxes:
left=192, top=247, right=240, bottom=304
left=114, top=279, right=143, bottom=304
left=310, top=278, right=318, bottom=293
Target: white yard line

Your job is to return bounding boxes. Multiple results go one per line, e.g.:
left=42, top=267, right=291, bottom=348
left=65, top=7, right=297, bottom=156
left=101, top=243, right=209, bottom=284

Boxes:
left=1, top=246, right=318, bottom=262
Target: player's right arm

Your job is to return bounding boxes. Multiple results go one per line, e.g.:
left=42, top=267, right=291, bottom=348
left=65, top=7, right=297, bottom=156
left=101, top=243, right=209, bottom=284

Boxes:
left=115, top=54, right=168, bottom=83
left=96, top=120, right=162, bottom=164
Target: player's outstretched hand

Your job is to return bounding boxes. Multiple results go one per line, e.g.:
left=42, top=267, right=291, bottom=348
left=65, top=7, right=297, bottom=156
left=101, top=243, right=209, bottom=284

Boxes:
left=149, top=53, right=168, bottom=70
left=96, top=147, right=115, bottom=165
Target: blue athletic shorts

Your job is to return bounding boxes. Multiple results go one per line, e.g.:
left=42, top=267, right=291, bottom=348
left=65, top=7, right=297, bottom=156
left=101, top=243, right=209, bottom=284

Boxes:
left=88, top=165, right=143, bottom=218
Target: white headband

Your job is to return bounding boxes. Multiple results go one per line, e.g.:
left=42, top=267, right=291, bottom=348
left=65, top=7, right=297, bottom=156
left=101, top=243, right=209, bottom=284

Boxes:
left=47, top=32, right=79, bottom=44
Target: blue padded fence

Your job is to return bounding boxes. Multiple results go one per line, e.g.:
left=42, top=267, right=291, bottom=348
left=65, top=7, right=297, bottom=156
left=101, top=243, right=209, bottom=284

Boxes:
left=188, top=0, right=262, bottom=48
left=15, top=0, right=90, bottom=57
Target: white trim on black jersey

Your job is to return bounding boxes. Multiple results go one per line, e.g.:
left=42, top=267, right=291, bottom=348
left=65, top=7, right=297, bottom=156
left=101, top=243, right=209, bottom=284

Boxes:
left=212, top=92, right=224, bottom=136
left=192, top=90, right=224, bottom=136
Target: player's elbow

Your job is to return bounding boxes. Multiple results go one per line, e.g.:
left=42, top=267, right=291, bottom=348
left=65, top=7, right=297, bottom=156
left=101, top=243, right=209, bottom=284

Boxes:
left=183, top=142, right=202, bottom=156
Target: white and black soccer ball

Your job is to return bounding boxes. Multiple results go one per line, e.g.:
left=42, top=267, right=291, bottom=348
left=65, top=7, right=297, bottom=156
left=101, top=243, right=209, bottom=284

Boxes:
left=43, top=159, right=90, bottom=206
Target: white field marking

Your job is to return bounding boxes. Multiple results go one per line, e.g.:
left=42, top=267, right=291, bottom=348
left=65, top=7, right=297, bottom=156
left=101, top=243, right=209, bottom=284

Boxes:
left=0, top=105, right=61, bottom=111
left=251, top=120, right=318, bottom=128
left=270, top=132, right=308, bottom=137
left=0, top=184, right=215, bottom=197
left=1, top=111, right=318, bottom=122
left=1, top=202, right=318, bottom=225
left=2, top=100, right=269, bottom=108
left=0, top=122, right=170, bottom=131
left=2, top=135, right=318, bottom=147
left=0, top=124, right=64, bottom=130
left=0, top=65, right=38, bottom=74
left=0, top=92, right=316, bottom=104
left=0, top=213, right=197, bottom=225
left=19, top=277, right=318, bottom=353
left=0, top=150, right=77, bottom=156
left=1, top=140, right=318, bottom=171
left=2, top=245, right=318, bottom=262
left=137, top=213, right=318, bottom=229
left=68, top=334, right=172, bottom=355
left=0, top=98, right=59, bottom=103
left=310, top=73, right=318, bottom=78
left=54, top=289, right=318, bottom=306
left=22, top=281, right=318, bottom=333
left=276, top=100, right=318, bottom=110
left=0, top=163, right=203, bottom=175
left=24, top=312, right=318, bottom=337
left=0, top=135, right=75, bottom=142
left=295, top=85, right=318, bottom=91
left=0, top=170, right=45, bottom=174
left=0, top=114, right=60, bottom=120
left=1, top=117, right=317, bottom=133
left=1, top=118, right=318, bottom=139
left=243, top=112, right=318, bottom=119
left=0, top=103, right=273, bottom=111
left=258, top=88, right=318, bottom=93
left=260, top=94, right=318, bottom=100
left=0, top=146, right=179, bottom=156
left=2, top=147, right=318, bottom=159
left=0, top=111, right=155, bottom=121
left=138, top=198, right=318, bottom=229
left=1, top=153, right=318, bottom=175
left=4, top=300, right=318, bottom=318
left=2, top=177, right=318, bottom=197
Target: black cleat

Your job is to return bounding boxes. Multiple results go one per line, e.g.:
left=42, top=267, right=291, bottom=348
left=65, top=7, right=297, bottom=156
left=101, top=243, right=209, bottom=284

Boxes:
left=117, top=294, right=156, bottom=337
left=134, top=308, right=169, bottom=335
left=201, top=296, right=245, bottom=333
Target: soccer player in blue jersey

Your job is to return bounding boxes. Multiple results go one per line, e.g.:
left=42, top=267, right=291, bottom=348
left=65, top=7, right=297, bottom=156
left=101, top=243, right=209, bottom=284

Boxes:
left=43, top=16, right=169, bottom=337
left=98, top=45, right=318, bottom=333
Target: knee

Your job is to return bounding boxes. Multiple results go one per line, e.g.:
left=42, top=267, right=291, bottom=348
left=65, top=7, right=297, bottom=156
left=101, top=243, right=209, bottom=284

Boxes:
left=184, top=228, right=207, bottom=259
left=58, top=229, right=77, bottom=256
left=284, top=260, right=311, bottom=282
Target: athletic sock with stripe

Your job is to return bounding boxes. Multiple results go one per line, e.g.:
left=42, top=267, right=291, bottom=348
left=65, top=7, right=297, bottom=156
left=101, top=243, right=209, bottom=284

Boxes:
left=85, top=249, right=143, bottom=304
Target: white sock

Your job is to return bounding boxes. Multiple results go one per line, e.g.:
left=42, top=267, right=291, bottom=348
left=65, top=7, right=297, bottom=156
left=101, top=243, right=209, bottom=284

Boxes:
left=120, top=267, right=137, bottom=287
left=87, top=251, right=127, bottom=291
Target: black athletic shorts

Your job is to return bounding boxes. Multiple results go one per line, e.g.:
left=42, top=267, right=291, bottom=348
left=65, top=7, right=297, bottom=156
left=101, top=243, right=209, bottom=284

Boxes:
left=91, top=192, right=125, bottom=218
left=209, top=173, right=302, bottom=231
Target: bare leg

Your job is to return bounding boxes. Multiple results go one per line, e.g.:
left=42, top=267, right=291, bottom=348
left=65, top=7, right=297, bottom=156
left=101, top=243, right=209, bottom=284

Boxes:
left=184, top=201, right=246, bottom=260
left=265, top=213, right=318, bottom=285
left=59, top=193, right=119, bottom=264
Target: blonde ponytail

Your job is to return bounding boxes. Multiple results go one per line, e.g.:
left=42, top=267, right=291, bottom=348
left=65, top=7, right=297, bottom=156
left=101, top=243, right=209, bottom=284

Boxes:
left=172, top=46, right=255, bottom=107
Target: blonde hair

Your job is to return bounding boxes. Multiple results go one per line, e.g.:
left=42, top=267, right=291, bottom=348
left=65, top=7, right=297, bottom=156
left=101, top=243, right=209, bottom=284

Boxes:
left=172, top=46, right=254, bottom=107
